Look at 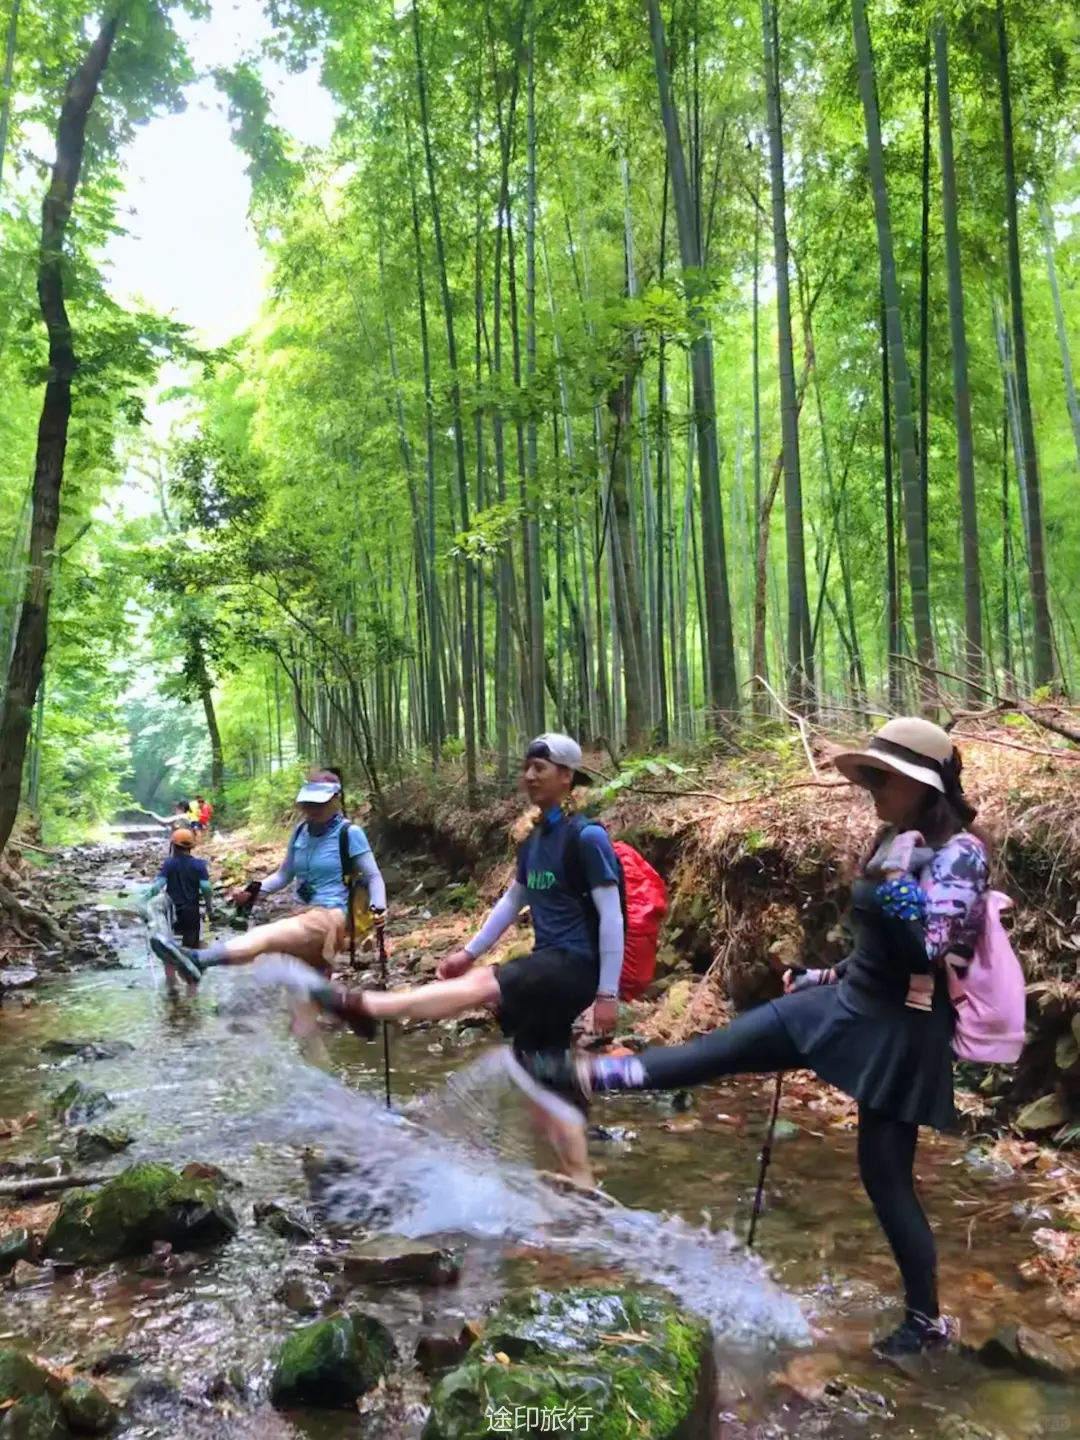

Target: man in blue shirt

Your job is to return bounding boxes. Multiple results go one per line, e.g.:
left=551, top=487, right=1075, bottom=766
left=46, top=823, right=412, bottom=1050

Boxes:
left=139, top=828, right=214, bottom=991
left=310, top=734, right=625, bottom=1187
left=151, top=769, right=387, bottom=986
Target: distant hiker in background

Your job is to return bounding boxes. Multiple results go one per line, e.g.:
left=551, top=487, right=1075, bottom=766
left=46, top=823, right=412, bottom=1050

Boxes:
left=305, top=734, right=625, bottom=1188
left=169, top=802, right=191, bottom=833
left=139, top=828, right=214, bottom=993
left=150, top=768, right=386, bottom=989
left=197, top=795, right=213, bottom=831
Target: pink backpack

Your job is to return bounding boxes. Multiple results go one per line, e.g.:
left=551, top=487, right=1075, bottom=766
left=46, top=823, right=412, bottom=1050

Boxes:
left=942, top=890, right=1026, bottom=1064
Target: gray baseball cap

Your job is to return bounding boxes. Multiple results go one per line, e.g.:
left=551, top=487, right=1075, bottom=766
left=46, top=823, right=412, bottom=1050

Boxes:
left=525, top=733, right=592, bottom=787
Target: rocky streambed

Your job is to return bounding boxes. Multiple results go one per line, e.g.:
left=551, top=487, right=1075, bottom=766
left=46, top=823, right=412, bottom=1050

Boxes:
left=0, top=843, right=1078, bottom=1438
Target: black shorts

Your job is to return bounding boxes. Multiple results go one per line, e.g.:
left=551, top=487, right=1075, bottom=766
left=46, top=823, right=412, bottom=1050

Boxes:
left=173, top=904, right=201, bottom=950
left=495, top=946, right=599, bottom=1054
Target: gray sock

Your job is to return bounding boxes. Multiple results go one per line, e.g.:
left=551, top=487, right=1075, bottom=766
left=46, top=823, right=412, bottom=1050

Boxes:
left=199, top=940, right=230, bottom=966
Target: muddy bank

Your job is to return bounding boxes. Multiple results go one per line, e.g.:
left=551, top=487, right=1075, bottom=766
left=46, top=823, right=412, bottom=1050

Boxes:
left=368, top=740, right=1080, bottom=1143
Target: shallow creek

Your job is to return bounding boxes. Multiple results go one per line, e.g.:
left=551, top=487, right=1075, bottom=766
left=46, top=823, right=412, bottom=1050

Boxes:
left=0, top=847, right=1077, bottom=1439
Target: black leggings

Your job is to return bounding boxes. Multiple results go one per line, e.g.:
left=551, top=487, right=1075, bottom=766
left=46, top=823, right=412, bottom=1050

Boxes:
left=634, top=1003, right=939, bottom=1318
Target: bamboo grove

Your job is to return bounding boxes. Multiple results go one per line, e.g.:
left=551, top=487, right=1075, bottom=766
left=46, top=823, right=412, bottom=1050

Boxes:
left=2, top=0, right=1080, bottom=831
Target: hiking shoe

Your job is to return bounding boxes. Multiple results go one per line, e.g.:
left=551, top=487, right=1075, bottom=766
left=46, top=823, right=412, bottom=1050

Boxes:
left=872, top=1312, right=956, bottom=1360
left=518, top=1049, right=587, bottom=1095
left=322, top=986, right=377, bottom=1041
left=150, top=936, right=202, bottom=986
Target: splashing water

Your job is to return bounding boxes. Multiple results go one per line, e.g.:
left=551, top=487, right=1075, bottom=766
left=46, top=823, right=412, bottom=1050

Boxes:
left=243, top=1023, right=811, bottom=1349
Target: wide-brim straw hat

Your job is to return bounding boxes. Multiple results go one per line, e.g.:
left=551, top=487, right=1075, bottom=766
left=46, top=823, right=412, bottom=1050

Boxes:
left=832, top=717, right=954, bottom=794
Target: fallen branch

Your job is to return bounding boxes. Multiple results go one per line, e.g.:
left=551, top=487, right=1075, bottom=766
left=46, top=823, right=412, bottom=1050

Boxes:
left=751, top=677, right=820, bottom=777
left=0, top=1172, right=105, bottom=1200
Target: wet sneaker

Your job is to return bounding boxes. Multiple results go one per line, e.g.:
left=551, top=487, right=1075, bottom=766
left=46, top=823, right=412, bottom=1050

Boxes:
left=518, top=1049, right=587, bottom=1094
left=150, top=936, right=203, bottom=986
left=320, top=986, right=377, bottom=1041
left=872, top=1312, right=956, bottom=1360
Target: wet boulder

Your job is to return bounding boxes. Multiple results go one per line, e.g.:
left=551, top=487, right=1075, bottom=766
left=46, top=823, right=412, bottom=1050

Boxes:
left=41, top=1039, right=134, bottom=1063
left=425, top=1288, right=713, bottom=1440
left=0, top=1350, right=115, bottom=1438
left=270, top=1311, right=397, bottom=1410
left=341, top=1236, right=461, bottom=1287
left=42, top=1162, right=238, bottom=1265
left=74, top=1130, right=133, bottom=1164
left=58, top=1379, right=117, bottom=1434
left=977, top=1323, right=1079, bottom=1384
left=0, top=1229, right=38, bottom=1276
left=50, top=1084, right=114, bottom=1127
left=415, top=1323, right=484, bottom=1377
left=253, top=1201, right=314, bottom=1243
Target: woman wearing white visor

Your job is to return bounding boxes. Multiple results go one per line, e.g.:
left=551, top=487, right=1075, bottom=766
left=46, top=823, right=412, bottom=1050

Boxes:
left=152, top=767, right=387, bottom=985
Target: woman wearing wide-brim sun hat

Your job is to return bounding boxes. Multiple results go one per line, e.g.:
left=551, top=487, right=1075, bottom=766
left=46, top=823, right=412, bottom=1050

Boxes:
left=521, top=717, right=990, bottom=1360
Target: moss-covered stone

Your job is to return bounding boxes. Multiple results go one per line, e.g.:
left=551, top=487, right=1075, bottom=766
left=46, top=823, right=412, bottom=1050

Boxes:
left=0, top=1395, right=69, bottom=1440
left=270, top=1311, right=398, bottom=1410
left=42, top=1162, right=238, bottom=1265
left=0, top=1229, right=36, bottom=1275
left=50, top=1083, right=113, bottom=1127
left=425, top=1289, right=713, bottom=1440
left=0, top=1349, right=56, bottom=1403
left=58, top=1378, right=116, bottom=1434
left=73, top=1130, right=133, bottom=1164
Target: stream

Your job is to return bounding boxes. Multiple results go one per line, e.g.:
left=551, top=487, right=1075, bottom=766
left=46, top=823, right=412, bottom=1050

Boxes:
left=1, top=841, right=1078, bottom=1439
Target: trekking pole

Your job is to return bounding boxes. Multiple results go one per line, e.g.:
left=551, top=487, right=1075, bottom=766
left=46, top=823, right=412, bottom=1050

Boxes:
left=376, top=922, right=392, bottom=1110
left=747, top=1071, right=784, bottom=1251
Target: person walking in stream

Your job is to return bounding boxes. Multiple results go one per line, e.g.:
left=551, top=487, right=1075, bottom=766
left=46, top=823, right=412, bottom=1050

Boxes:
left=151, top=768, right=387, bottom=988
left=307, top=734, right=625, bottom=1189
left=139, top=828, right=215, bottom=993
left=516, top=719, right=990, bottom=1359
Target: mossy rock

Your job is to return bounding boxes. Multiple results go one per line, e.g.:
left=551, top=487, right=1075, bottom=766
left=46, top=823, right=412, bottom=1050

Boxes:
left=0, top=1395, right=69, bottom=1440
left=74, top=1130, right=133, bottom=1164
left=425, top=1288, right=713, bottom=1440
left=50, top=1084, right=113, bottom=1127
left=42, top=1162, right=238, bottom=1265
left=0, top=1229, right=36, bottom=1275
left=270, top=1311, right=398, bottom=1410
left=58, top=1379, right=116, bottom=1434
left=0, top=1350, right=57, bottom=1403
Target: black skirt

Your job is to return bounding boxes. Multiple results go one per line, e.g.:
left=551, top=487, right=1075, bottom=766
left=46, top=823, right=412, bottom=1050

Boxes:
left=772, top=976, right=956, bottom=1131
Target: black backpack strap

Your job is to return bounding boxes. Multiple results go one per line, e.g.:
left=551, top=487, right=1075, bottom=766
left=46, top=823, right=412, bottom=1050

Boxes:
left=339, top=821, right=355, bottom=885
left=562, top=814, right=627, bottom=930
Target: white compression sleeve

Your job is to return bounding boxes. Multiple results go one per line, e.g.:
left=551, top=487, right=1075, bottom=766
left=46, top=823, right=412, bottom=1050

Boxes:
left=592, top=883, right=625, bottom=996
left=357, top=848, right=386, bottom=910
left=464, top=882, right=528, bottom=958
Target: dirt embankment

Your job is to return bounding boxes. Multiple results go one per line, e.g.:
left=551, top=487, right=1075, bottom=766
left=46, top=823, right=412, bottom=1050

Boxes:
left=368, top=736, right=1080, bottom=1145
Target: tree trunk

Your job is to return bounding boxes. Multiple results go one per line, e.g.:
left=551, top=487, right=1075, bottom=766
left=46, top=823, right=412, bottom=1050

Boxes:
left=606, top=375, right=648, bottom=747
left=762, top=0, right=812, bottom=708
left=404, top=111, right=443, bottom=764
left=646, top=0, right=737, bottom=722
left=851, top=0, right=934, bottom=695
left=918, top=35, right=931, bottom=571
left=195, top=647, right=224, bottom=795
left=934, top=22, right=983, bottom=695
left=881, top=292, right=902, bottom=712
left=489, top=14, right=524, bottom=783
left=751, top=166, right=766, bottom=715
left=997, top=0, right=1053, bottom=689
left=411, top=0, right=477, bottom=801
left=0, top=0, right=19, bottom=200
left=523, top=27, right=544, bottom=733
left=0, top=12, right=121, bottom=857
left=1039, top=197, right=1080, bottom=472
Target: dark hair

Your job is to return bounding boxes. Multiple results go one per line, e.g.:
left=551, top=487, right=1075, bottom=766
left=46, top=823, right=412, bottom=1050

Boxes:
left=863, top=743, right=979, bottom=861
left=315, top=765, right=346, bottom=812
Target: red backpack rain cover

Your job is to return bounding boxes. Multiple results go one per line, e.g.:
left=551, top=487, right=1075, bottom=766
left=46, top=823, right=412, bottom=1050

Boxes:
left=611, top=840, right=668, bottom=1000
